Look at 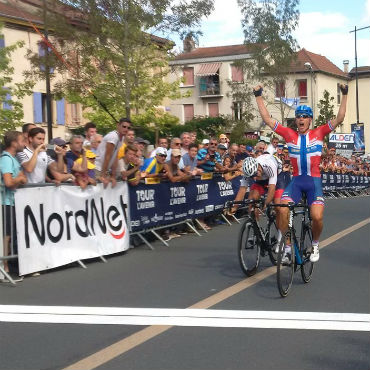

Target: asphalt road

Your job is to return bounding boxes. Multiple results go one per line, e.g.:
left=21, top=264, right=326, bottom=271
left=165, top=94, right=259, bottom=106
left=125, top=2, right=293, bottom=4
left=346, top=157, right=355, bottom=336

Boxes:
left=0, top=196, right=369, bottom=370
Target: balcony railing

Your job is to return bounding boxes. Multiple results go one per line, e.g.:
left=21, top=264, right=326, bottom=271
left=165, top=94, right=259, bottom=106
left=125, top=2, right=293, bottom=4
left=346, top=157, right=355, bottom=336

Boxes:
left=199, top=82, right=221, bottom=96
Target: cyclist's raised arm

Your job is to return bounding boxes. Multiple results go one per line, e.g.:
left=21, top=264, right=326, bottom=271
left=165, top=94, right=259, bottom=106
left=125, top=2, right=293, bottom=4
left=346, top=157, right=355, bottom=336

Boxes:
left=331, top=84, right=348, bottom=129
left=253, top=85, right=276, bottom=130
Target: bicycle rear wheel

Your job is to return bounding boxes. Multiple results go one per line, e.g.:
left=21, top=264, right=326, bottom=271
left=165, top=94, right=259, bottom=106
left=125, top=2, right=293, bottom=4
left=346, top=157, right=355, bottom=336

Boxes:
left=300, top=224, right=314, bottom=283
left=238, top=219, right=260, bottom=276
left=267, top=219, right=279, bottom=266
left=276, top=231, right=295, bottom=297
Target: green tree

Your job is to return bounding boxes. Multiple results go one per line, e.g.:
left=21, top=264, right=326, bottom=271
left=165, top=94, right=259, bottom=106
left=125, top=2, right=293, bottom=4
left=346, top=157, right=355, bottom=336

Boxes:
left=315, top=89, right=335, bottom=128
left=0, top=24, right=34, bottom=137
left=26, top=0, right=214, bottom=130
left=230, top=0, right=300, bottom=125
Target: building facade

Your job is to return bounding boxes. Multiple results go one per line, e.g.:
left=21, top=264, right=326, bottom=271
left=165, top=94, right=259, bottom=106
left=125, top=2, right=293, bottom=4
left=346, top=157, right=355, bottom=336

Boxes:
left=168, top=43, right=369, bottom=152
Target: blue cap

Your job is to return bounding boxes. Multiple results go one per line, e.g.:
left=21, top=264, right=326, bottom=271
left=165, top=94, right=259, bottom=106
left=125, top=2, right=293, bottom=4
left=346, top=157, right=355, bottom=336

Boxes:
left=246, top=145, right=253, bottom=152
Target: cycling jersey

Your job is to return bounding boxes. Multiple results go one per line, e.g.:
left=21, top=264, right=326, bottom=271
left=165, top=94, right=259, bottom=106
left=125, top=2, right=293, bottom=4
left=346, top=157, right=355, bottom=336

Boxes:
left=240, top=154, right=281, bottom=187
left=273, top=121, right=334, bottom=177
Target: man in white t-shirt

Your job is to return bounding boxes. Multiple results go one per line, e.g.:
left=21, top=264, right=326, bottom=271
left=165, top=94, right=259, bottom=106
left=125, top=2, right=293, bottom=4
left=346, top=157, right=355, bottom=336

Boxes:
left=16, top=127, right=64, bottom=184
left=95, top=117, right=131, bottom=187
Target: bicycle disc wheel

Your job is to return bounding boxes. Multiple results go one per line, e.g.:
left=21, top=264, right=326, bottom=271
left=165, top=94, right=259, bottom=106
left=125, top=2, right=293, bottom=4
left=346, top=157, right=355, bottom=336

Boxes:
left=267, top=219, right=279, bottom=266
left=238, top=219, right=260, bottom=276
left=300, top=224, right=314, bottom=283
left=276, top=231, right=295, bottom=297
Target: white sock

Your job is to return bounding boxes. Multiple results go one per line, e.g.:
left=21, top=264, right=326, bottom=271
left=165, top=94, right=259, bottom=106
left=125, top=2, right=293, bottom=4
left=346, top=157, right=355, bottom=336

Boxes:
left=284, top=245, right=291, bottom=253
left=312, top=240, right=319, bottom=246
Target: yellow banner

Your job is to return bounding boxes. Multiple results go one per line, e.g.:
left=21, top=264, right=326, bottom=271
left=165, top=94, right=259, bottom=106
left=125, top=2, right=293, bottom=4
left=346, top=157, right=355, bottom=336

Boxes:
left=145, top=177, right=161, bottom=185
left=201, top=172, right=213, bottom=180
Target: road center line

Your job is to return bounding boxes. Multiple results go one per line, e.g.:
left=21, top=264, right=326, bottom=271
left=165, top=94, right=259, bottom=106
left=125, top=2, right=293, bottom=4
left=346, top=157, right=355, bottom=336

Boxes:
left=10, top=218, right=370, bottom=370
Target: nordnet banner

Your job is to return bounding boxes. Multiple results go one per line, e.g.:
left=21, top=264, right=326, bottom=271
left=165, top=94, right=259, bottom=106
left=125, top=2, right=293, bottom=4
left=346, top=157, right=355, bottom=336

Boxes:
left=129, top=176, right=243, bottom=231
left=15, top=183, right=130, bottom=275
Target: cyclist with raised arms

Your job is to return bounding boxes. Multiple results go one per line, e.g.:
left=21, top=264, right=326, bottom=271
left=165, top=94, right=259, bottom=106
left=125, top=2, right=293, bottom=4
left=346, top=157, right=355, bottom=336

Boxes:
left=253, top=84, right=348, bottom=262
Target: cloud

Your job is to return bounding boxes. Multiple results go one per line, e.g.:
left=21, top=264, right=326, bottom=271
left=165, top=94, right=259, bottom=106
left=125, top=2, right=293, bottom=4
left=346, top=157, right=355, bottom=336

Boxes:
left=296, top=11, right=370, bottom=69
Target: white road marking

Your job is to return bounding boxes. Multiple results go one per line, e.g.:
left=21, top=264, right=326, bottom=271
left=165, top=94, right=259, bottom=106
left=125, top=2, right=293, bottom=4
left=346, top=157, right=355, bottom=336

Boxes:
left=0, top=305, right=369, bottom=332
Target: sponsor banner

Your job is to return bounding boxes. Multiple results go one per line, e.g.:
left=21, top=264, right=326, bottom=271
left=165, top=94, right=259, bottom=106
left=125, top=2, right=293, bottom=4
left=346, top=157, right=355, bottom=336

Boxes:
left=15, top=183, right=130, bottom=275
left=328, top=133, right=355, bottom=158
left=321, top=172, right=370, bottom=192
left=129, top=176, right=242, bottom=231
left=351, top=123, right=365, bottom=152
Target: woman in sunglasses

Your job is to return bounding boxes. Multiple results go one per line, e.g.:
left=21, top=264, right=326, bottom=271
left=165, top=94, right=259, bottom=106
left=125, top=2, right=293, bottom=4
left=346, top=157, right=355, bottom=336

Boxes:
left=253, top=83, right=348, bottom=263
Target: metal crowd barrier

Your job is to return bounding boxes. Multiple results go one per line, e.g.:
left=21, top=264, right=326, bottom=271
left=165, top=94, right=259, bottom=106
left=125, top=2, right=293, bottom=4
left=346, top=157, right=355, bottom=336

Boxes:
left=1, top=172, right=369, bottom=285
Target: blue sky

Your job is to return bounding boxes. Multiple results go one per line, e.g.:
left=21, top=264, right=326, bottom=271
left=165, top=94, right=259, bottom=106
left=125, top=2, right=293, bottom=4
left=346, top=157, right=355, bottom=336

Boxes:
left=170, top=0, right=370, bottom=71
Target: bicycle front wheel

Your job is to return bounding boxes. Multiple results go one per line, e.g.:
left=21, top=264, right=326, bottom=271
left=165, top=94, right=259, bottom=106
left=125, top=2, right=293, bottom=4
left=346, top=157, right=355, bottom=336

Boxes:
left=238, top=219, right=260, bottom=276
left=300, top=224, right=314, bottom=283
left=276, top=231, right=295, bottom=297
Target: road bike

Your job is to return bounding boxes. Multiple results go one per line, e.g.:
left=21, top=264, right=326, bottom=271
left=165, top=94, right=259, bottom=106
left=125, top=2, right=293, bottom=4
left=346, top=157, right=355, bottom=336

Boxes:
left=274, top=199, right=314, bottom=297
left=227, top=199, right=279, bottom=277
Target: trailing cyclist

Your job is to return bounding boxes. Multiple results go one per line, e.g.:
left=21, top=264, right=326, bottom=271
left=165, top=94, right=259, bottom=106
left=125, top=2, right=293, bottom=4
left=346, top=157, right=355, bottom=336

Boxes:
left=253, top=84, right=348, bottom=263
left=239, top=154, right=291, bottom=249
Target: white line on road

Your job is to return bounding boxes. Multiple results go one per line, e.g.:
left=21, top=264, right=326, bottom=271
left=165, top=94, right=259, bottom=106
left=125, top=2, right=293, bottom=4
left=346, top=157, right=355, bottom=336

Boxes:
left=0, top=305, right=369, bottom=332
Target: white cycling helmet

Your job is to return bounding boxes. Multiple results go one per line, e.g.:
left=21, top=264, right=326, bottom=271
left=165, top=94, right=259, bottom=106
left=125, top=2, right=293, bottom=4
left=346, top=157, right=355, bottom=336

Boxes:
left=242, top=157, right=259, bottom=177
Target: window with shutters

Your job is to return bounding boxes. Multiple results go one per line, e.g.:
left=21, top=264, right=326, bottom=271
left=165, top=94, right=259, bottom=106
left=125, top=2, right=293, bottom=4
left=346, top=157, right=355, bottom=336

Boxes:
left=183, top=67, right=194, bottom=86
left=231, top=65, right=244, bottom=83
left=184, top=104, right=194, bottom=122
left=297, top=79, right=307, bottom=100
left=208, top=103, right=219, bottom=117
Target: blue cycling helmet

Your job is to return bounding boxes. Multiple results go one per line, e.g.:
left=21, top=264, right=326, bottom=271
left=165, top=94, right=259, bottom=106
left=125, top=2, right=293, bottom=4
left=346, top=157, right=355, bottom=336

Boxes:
left=295, top=105, right=313, bottom=118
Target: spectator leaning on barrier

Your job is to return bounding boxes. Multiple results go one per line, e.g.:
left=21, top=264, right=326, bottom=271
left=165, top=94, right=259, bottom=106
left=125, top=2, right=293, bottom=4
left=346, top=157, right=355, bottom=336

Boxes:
left=140, top=147, right=168, bottom=179
left=217, top=144, right=227, bottom=161
left=95, top=117, right=131, bottom=187
left=0, top=131, right=27, bottom=274
left=197, top=138, right=223, bottom=173
left=45, top=138, right=75, bottom=184
left=222, top=155, right=243, bottom=182
left=183, top=143, right=203, bottom=176
left=16, top=127, right=64, bottom=184
left=164, top=148, right=192, bottom=183
left=83, top=122, right=97, bottom=149
left=66, top=135, right=87, bottom=173
left=118, top=144, right=141, bottom=186
left=90, top=134, right=103, bottom=154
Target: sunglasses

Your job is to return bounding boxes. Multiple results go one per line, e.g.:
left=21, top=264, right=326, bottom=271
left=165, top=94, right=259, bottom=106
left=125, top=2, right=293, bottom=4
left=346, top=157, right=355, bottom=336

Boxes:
left=296, top=114, right=310, bottom=119
left=158, top=154, right=167, bottom=157
left=174, top=142, right=181, bottom=146
left=210, top=143, right=218, bottom=146
left=122, top=125, right=131, bottom=129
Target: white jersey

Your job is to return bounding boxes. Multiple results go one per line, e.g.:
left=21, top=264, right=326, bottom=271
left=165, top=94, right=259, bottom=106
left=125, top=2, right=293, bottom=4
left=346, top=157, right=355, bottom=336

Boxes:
left=16, top=147, right=54, bottom=184
left=241, top=154, right=281, bottom=187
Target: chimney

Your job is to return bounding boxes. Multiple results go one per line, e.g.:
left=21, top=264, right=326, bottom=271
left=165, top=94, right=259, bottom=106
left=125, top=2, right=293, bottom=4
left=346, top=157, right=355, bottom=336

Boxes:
left=343, top=60, right=349, bottom=73
left=183, top=35, right=196, bottom=53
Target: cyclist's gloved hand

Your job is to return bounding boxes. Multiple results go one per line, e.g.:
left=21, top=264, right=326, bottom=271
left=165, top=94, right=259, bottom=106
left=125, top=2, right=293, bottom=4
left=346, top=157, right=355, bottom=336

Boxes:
left=339, top=84, right=348, bottom=95
left=253, top=86, right=263, bottom=97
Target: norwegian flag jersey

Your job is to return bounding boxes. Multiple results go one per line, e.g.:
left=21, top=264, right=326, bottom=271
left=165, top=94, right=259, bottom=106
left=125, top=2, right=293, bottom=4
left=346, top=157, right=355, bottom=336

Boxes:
left=273, top=121, right=334, bottom=178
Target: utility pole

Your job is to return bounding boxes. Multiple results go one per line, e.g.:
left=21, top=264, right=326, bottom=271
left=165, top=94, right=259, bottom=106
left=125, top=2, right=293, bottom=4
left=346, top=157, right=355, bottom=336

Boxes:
left=43, top=0, right=53, bottom=140
left=349, top=25, right=370, bottom=125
